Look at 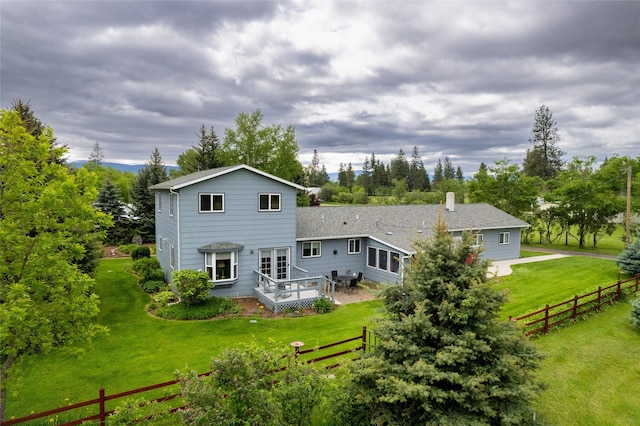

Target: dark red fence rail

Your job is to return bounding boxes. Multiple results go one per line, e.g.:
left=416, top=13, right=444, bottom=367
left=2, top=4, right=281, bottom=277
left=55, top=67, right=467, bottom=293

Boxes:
left=510, top=274, right=639, bottom=336
left=2, top=327, right=374, bottom=426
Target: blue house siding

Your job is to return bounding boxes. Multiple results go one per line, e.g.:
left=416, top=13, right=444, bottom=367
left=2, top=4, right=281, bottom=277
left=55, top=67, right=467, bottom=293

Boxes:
left=153, top=168, right=529, bottom=305
left=153, top=168, right=300, bottom=298
left=296, top=238, right=367, bottom=280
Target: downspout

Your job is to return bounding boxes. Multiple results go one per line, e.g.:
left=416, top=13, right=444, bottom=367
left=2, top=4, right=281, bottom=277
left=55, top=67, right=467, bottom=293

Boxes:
left=170, top=188, right=180, bottom=270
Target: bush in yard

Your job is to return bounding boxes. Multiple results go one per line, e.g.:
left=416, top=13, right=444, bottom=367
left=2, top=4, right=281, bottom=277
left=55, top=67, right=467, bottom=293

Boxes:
left=313, top=297, right=333, bottom=313
left=156, top=297, right=240, bottom=320
left=130, top=245, right=151, bottom=260
left=347, top=216, right=544, bottom=425
left=631, top=296, right=640, bottom=328
left=617, top=238, right=640, bottom=276
left=176, top=342, right=332, bottom=426
left=141, top=280, right=166, bottom=294
left=132, top=257, right=164, bottom=285
left=172, top=269, right=213, bottom=306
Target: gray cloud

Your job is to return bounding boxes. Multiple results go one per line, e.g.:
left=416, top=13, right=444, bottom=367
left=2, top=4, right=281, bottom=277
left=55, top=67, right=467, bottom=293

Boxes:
left=1, top=0, right=638, bottom=175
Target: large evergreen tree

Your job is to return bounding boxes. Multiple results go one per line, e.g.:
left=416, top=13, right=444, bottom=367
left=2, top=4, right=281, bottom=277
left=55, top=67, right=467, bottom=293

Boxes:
left=390, top=148, right=410, bottom=184
left=131, top=148, right=168, bottom=242
left=348, top=217, right=543, bottom=424
left=408, top=146, right=430, bottom=192
left=0, top=110, right=109, bottom=420
left=617, top=236, right=640, bottom=276
left=523, top=105, right=565, bottom=180
left=96, top=178, right=132, bottom=245
left=174, top=125, right=223, bottom=176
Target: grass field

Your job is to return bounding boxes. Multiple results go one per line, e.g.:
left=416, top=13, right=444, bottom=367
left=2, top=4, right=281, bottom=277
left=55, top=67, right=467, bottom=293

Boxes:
left=5, top=254, right=640, bottom=425
left=523, top=224, right=627, bottom=257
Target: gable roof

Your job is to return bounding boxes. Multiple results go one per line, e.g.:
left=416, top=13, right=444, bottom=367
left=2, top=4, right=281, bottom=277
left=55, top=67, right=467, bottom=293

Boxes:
left=296, top=204, right=529, bottom=254
left=149, top=164, right=306, bottom=191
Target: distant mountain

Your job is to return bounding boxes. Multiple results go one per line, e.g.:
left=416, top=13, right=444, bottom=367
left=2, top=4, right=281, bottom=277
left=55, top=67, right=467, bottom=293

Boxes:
left=73, top=161, right=178, bottom=173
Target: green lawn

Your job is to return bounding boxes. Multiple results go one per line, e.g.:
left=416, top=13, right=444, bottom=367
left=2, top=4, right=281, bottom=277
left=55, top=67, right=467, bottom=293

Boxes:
left=492, top=256, right=625, bottom=319
left=6, top=256, right=640, bottom=425
left=533, top=302, right=640, bottom=425
left=5, top=258, right=383, bottom=417
left=523, top=224, right=627, bottom=257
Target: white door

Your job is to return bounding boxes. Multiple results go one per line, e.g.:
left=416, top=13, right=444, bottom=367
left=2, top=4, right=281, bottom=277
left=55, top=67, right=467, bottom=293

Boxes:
left=259, top=247, right=290, bottom=280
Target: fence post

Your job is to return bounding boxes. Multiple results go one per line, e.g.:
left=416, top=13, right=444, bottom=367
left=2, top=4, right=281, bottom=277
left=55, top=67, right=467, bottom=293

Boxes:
left=362, top=326, right=367, bottom=352
left=99, top=387, right=106, bottom=424
left=572, top=295, right=578, bottom=319
left=616, top=280, right=622, bottom=300
left=544, top=305, right=550, bottom=334
left=597, top=287, right=602, bottom=310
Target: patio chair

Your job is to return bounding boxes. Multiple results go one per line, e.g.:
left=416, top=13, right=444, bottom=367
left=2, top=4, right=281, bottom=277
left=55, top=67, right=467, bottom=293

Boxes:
left=331, top=270, right=338, bottom=280
left=356, top=272, right=363, bottom=282
left=346, top=278, right=359, bottom=293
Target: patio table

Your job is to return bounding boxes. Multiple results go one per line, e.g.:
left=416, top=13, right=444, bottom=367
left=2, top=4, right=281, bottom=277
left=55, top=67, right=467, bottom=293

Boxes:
left=335, top=274, right=356, bottom=290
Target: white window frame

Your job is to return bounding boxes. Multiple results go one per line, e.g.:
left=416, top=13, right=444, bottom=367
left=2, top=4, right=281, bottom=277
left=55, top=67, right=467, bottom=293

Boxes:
left=157, top=236, right=163, bottom=252
left=259, top=193, right=281, bottom=212
left=170, top=245, right=175, bottom=269
left=348, top=238, right=361, bottom=254
left=205, top=251, right=238, bottom=282
left=475, top=234, right=484, bottom=247
left=169, top=193, right=176, bottom=217
left=499, top=232, right=510, bottom=245
left=157, top=193, right=162, bottom=212
left=302, top=241, right=321, bottom=258
left=199, top=193, right=224, bottom=213
left=367, top=246, right=400, bottom=274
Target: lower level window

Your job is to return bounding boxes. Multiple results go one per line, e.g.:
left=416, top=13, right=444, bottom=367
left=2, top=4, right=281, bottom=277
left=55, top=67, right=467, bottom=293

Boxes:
left=205, top=251, right=238, bottom=281
left=499, top=232, right=510, bottom=245
left=367, top=246, right=400, bottom=274
left=302, top=241, right=321, bottom=258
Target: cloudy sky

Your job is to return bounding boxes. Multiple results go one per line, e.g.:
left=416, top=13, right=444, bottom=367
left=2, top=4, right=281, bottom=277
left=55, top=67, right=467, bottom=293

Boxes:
left=1, top=1, right=638, bottom=175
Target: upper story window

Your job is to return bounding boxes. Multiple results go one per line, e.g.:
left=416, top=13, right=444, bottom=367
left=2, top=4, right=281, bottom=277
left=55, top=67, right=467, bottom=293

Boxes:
left=302, top=241, right=321, bottom=258
left=169, top=193, right=176, bottom=217
left=157, top=193, right=162, bottom=212
left=348, top=238, right=361, bottom=254
left=475, top=234, right=484, bottom=247
left=499, top=232, right=510, bottom=245
left=259, top=193, right=281, bottom=211
left=200, top=193, right=224, bottom=213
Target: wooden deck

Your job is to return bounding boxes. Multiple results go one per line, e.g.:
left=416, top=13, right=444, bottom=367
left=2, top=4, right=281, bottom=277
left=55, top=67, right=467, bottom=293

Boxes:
left=253, top=275, right=335, bottom=313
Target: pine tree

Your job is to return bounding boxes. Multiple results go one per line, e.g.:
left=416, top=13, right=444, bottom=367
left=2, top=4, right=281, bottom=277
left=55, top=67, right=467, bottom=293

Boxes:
left=131, top=148, right=167, bottom=242
left=348, top=216, right=543, bottom=424
left=96, top=178, right=132, bottom=245
left=523, top=105, right=565, bottom=180
left=88, top=141, right=105, bottom=166
left=432, top=159, right=444, bottom=188
left=617, top=238, right=640, bottom=276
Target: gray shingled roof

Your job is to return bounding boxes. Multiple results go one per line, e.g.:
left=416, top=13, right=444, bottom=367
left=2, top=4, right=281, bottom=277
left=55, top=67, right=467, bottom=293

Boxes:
left=149, top=164, right=305, bottom=191
left=296, top=204, right=529, bottom=253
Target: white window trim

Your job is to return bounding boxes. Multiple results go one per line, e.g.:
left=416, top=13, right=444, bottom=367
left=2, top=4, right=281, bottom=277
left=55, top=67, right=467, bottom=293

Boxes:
left=157, top=236, right=163, bottom=252
left=199, top=193, right=225, bottom=213
left=170, top=245, right=175, bottom=269
left=258, top=193, right=281, bottom=212
left=476, top=234, right=484, bottom=247
left=367, top=246, right=400, bottom=275
left=157, top=193, right=162, bottom=212
left=348, top=238, right=361, bottom=254
left=302, top=241, right=321, bottom=258
left=169, top=193, right=176, bottom=217
left=205, top=251, right=238, bottom=282
left=499, top=232, right=510, bottom=245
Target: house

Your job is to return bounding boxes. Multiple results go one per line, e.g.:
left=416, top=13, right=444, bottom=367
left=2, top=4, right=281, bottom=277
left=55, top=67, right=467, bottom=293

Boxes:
left=150, top=165, right=529, bottom=312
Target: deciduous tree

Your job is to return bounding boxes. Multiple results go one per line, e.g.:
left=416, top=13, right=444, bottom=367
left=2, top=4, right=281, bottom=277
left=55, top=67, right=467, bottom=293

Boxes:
left=348, top=216, right=543, bottom=424
left=0, top=110, right=109, bottom=420
left=219, top=110, right=304, bottom=183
